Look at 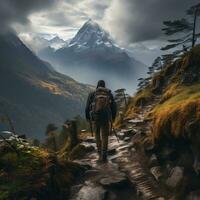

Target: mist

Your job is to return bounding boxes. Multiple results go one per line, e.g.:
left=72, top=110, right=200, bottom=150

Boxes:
left=43, top=60, right=147, bottom=95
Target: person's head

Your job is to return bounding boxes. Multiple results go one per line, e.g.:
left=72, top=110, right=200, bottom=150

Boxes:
left=97, top=80, right=105, bottom=88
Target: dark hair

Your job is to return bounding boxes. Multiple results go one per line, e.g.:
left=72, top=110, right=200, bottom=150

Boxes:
left=97, top=80, right=105, bottom=88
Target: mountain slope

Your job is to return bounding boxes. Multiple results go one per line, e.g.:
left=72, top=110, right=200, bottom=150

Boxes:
left=0, top=32, right=92, bottom=139
left=39, top=20, right=146, bottom=93
left=117, top=45, right=200, bottom=198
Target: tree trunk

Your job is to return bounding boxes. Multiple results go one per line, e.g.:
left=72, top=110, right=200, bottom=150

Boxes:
left=192, top=9, right=197, bottom=48
left=123, top=91, right=127, bottom=106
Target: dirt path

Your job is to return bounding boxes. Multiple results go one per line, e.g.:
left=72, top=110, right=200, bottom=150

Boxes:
left=70, top=132, right=164, bottom=199
left=70, top=99, right=165, bottom=200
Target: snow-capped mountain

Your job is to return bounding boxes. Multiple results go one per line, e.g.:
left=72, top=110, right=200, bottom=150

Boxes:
left=0, top=32, right=92, bottom=139
left=68, top=19, right=119, bottom=51
left=48, top=36, right=67, bottom=49
left=39, top=19, right=147, bottom=92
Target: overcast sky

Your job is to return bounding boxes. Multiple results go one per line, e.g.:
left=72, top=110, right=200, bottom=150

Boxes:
left=0, top=0, right=199, bottom=65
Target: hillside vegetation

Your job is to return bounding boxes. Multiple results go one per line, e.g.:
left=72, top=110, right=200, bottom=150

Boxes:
left=114, top=45, right=200, bottom=199
left=123, top=45, right=200, bottom=143
left=0, top=33, right=92, bottom=139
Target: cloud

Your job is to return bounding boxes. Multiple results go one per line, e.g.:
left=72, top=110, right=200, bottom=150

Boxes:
left=13, top=0, right=111, bottom=41
left=0, top=0, right=58, bottom=33
left=103, top=0, right=200, bottom=44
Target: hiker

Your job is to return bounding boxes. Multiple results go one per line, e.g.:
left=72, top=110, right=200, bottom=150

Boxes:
left=85, top=80, right=117, bottom=162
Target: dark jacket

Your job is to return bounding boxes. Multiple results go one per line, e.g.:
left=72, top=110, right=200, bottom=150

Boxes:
left=85, top=89, right=117, bottom=121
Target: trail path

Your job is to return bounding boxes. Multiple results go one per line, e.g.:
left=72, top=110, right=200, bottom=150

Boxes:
left=70, top=101, right=165, bottom=200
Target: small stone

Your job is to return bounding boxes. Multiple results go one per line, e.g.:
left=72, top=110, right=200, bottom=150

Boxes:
left=117, top=132, right=125, bottom=140
left=166, top=166, right=184, bottom=188
left=76, top=184, right=107, bottom=200
left=150, top=166, right=163, bottom=181
left=124, top=137, right=131, bottom=142
left=128, top=119, right=144, bottom=124
left=99, top=175, right=129, bottom=188
left=117, top=144, right=133, bottom=151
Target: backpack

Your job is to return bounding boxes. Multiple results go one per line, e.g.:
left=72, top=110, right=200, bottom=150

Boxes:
left=90, top=87, right=111, bottom=121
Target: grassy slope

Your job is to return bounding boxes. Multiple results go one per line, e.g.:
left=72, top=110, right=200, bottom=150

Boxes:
left=122, top=45, right=200, bottom=143
left=0, top=142, right=85, bottom=200
left=152, top=83, right=200, bottom=141
left=0, top=33, right=93, bottom=139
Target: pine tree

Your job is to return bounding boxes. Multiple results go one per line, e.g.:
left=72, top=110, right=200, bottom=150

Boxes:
left=114, top=88, right=128, bottom=107
left=161, top=3, right=200, bottom=52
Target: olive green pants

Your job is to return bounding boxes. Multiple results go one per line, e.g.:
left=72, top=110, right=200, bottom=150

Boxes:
left=94, top=122, right=110, bottom=153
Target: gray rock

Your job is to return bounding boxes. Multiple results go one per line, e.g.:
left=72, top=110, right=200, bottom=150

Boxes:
left=124, top=137, right=131, bottom=142
left=116, top=143, right=133, bottom=151
left=117, top=132, right=125, bottom=140
left=85, top=170, right=101, bottom=180
left=99, top=174, right=129, bottom=188
left=128, top=119, right=144, bottom=125
left=166, top=166, right=184, bottom=188
left=75, top=184, right=107, bottom=200
left=186, top=190, right=200, bottom=200
left=150, top=166, right=163, bottom=181
left=70, top=184, right=83, bottom=199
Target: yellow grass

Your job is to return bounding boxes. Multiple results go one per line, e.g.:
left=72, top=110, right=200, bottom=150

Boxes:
left=151, top=83, right=200, bottom=141
left=37, top=81, right=71, bottom=96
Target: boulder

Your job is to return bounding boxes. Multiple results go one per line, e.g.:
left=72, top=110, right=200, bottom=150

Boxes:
left=75, top=184, right=107, bottom=200
left=150, top=166, right=163, bottom=181
left=166, top=166, right=184, bottom=188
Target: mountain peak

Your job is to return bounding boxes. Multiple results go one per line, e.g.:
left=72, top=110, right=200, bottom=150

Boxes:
left=85, top=18, right=98, bottom=27
left=68, top=19, right=115, bottom=49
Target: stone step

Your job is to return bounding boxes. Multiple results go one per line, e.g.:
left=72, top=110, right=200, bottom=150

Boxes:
left=113, top=152, right=165, bottom=200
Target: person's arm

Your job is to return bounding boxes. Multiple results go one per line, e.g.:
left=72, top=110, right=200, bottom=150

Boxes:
left=110, top=92, right=117, bottom=121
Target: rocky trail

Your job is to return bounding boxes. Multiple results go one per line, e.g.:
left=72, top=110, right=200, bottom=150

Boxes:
left=69, top=100, right=165, bottom=200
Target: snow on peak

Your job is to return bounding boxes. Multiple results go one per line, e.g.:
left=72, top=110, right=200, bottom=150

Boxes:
left=68, top=19, right=118, bottom=50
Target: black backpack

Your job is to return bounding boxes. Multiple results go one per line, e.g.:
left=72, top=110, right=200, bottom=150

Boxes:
left=90, top=87, right=111, bottom=121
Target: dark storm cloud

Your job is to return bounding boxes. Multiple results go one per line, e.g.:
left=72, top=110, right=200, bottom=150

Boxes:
left=0, top=0, right=57, bottom=32
left=104, top=0, right=200, bottom=43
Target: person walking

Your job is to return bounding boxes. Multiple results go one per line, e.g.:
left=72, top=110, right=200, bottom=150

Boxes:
left=85, top=80, right=117, bottom=163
